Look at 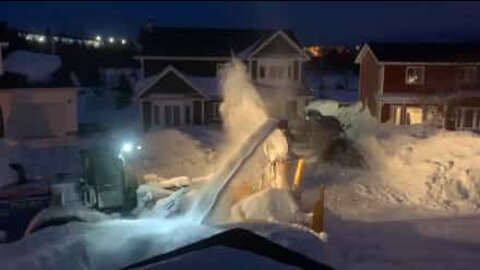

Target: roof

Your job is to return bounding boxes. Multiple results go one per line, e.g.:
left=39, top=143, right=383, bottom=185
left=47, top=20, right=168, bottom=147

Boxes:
left=0, top=50, right=75, bottom=89
left=135, top=65, right=211, bottom=99
left=357, top=43, right=480, bottom=63
left=184, top=74, right=220, bottom=98
left=138, top=27, right=300, bottom=57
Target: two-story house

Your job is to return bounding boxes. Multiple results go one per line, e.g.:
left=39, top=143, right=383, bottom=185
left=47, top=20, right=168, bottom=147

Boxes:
left=134, top=26, right=311, bottom=131
left=356, top=43, right=480, bottom=131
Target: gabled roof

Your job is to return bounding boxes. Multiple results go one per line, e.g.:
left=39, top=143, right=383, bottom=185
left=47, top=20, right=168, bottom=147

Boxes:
left=356, top=42, right=480, bottom=64
left=138, top=27, right=303, bottom=58
left=134, top=65, right=209, bottom=99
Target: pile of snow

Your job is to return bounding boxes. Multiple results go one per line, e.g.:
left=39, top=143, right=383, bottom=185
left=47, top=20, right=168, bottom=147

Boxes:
left=305, top=100, right=376, bottom=139
left=305, top=100, right=480, bottom=213
left=3, top=50, right=61, bottom=83
left=357, top=128, right=480, bottom=212
left=231, top=188, right=307, bottom=224
left=136, top=129, right=217, bottom=179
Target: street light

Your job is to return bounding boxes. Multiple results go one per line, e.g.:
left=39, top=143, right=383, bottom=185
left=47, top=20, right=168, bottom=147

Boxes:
left=108, top=37, right=115, bottom=43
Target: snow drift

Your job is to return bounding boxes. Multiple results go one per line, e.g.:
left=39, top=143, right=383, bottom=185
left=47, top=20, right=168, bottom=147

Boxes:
left=306, top=100, right=480, bottom=213
left=3, top=50, right=61, bottom=83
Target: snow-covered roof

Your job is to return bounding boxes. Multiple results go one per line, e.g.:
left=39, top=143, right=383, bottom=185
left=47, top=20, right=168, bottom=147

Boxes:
left=184, top=74, right=220, bottom=98
left=135, top=67, right=220, bottom=100
left=3, top=50, right=61, bottom=83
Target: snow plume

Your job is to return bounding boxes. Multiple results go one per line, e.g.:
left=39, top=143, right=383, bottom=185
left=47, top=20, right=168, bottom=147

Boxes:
left=187, top=59, right=282, bottom=224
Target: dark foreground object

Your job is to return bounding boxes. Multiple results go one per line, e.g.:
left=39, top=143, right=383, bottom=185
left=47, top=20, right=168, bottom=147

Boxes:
left=125, top=228, right=334, bottom=270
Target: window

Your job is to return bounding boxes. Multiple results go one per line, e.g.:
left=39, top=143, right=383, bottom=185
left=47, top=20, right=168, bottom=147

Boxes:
left=212, top=103, right=221, bottom=120
left=392, top=105, right=403, bottom=124
left=164, top=106, right=172, bottom=127
left=405, top=66, right=425, bottom=85
left=268, top=66, right=284, bottom=79
left=293, top=61, right=299, bottom=80
left=185, top=105, right=191, bottom=124
left=0, top=106, right=3, bottom=137
left=259, top=65, right=266, bottom=79
left=154, top=105, right=160, bottom=125
left=288, top=64, right=293, bottom=79
left=251, top=61, right=258, bottom=80
left=173, top=106, right=181, bottom=126
left=459, top=66, right=477, bottom=82
left=464, top=109, right=474, bottom=128
left=405, top=106, right=423, bottom=125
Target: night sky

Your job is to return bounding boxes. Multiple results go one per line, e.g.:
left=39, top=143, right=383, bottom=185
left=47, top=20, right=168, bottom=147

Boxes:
left=1, top=1, right=480, bottom=45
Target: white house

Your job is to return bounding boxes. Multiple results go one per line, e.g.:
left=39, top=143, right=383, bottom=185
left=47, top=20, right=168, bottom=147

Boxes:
left=134, top=27, right=311, bottom=131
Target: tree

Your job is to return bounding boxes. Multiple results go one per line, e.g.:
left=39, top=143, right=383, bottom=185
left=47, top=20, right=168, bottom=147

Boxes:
left=114, top=74, right=133, bottom=109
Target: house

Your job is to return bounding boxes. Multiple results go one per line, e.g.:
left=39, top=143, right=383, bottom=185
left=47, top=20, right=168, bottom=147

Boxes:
left=0, top=50, right=77, bottom=139
left=134, top=26, right=311, bottom=131
left=356, top=43, right=480, bottom=130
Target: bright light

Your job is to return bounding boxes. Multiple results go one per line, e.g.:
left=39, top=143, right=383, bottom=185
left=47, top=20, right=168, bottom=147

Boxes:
left=121, top=143, right=133, bottom=153
left=121, top=39, right=127, bottom=45
left=108, top=37, right=115, bottom=43
left=136, top=145, right=142, bottom=150
left=37, top=36, right=45, bottom=43
left=95, top=35, right=102, bottom=41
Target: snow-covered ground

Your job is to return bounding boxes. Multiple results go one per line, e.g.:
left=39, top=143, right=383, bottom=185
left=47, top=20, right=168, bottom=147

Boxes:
left=3, top=59, right=480, bottom=269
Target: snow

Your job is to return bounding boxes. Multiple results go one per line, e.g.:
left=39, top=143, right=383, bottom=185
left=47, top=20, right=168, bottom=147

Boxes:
left=3, top=50, right=61, bottom=83
left=134, top=73, right=161, bottom=96
left=184, top=74, right=220, bottom=98
left=230, top=188, right=305, bottom=223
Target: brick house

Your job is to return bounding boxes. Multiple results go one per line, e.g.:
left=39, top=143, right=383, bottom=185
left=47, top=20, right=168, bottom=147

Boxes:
left=355, top=43, right=480, bottom=131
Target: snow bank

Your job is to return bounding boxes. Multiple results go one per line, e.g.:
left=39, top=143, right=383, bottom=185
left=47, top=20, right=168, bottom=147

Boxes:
left=3, top=50, right=61, bottom=83
left=305, top=100, right=376, bottom=139
left=305, top=99, right=480, bottom=213
left=137, top=129, right=217, bottom=179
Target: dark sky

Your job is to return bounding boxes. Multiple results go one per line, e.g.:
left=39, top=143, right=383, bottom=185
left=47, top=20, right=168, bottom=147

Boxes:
left=1, top=1, right=480, bottom=45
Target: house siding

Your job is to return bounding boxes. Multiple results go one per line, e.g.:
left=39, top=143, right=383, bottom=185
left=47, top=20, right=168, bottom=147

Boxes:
left=383, top=65, right=461, bottom=94
left=359, top=50, right=381, bottom=117
left=0, top=88, right=77, bottom=139
left=144, top=60, right=220, bottom=77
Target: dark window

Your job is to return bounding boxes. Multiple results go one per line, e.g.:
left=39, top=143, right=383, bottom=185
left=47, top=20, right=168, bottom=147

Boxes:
left=251, top=61, right=258, bottom=80
left=259, top=66, right=266, bottom=79
left=165, top=105, right=172, bottom=127
left=154, top=106, right=160, bottom=125
left=293, top=61, right=299, bottom=80
left=142, top=101, right=152, bottom=132
left=185, top=105, right=191, bottom=124
left=464, top=109, right=473, bottom=128
left=173, top=106, right=181, bottom=126
left=0, top=106, right=3, bottom=137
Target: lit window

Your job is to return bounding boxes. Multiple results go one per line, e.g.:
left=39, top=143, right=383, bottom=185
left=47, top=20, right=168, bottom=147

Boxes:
left=405, top=106, right=423, bottom=125
left=459, top=66, right=477, bottom=82
left=405, top=66, right=425, bottom=85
